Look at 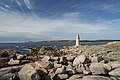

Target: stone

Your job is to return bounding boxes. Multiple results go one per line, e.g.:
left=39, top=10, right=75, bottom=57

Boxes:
left=91, top=56, right=103, bottom=63
left=57, top=74, right=69, bottom=80
left=66, top=56, right=75, bottom=61
left=109, top=67, right=120, bottom=77
left=54, top=63, right=62, bottom=68
left=16, top=54, right=24, bottom=60
left=18, top=64, right=40, bottom=80
left=8, top=58, right=20, bottom=65
left=59, top=57, right=68, bottom=65
left=50, top=57, right=59, bottom=61
left=73, top=55, right=90, bottom=66
left=83, top=75, right=112, bottom=80
left=76, top=65, right=85, bottom=74
left=55, top=66, right=66, bottom=74
left=0, top=73, right=16, bottom=80
left=69, top=74, right=84, bottom=80
left=66, top=68, right=76, bottom=76
left=41, top=56, right=50, bottom=62
left=90, top=63, right=109, bottom=75
left=35, top=61, right=54, bottom=70
left=107, top=61, right=120, bottom=69
left=83, top=70, right=91, bottom=75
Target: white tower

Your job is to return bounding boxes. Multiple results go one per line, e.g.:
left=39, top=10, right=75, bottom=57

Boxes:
left=76, top=34, right=80, bottom=46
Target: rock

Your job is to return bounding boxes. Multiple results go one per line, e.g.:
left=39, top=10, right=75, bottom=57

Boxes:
left=18, top=64, right=40, bottom=80
left=66, top=56, right=75, bottom=61
left=66, top=68, right=76, bottom=76
left=57, top=74, right=69, bottom=80
left=83, top=75, right=112, bottom=80
left=76, top=65, right=85, bottom=74
left=91, top=56, right=103, bottom=63
left=73, top=55, right=90, bottom=66
left=59, top=57, right=68, bottom=65
left=41, top=56, right=50, bottom=62
left=109, top=67, right=120, bottom=77
left=16, top=54, right=24, bottom=60
left=90, top=63, right=110, bottom=75
left=35, top=61, right=54, bottom=70
left=0, top=73, right=16, bottom=80
left=0, top=49, right=15, bottom=57
left=55, top=66, right=66, bottom=74
left=50, top=57, right=59, bottom=61
left=107, top=61, right=120, bottom=69
left=83, top=70, right=91, bottom=74
left=8, top=58, right=20, bottom=65
left=54, top=63, right=62, bottom=68
left=69, top=74, right=84, bottom=80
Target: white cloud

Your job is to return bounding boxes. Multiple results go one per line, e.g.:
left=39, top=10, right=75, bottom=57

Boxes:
left=62, top=12, right=80, bottom=17
left=0, top=10, right=107, bottom=41
left=24, top=0, right=32, bottom=10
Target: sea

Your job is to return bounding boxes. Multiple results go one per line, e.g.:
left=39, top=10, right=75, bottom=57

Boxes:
left=0, top=41, right=108, bottom=54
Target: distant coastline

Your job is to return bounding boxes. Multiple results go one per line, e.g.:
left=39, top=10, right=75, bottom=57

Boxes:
left=41, top=40, right=120, bottom=43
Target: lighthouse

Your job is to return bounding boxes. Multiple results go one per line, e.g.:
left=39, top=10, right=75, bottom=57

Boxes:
left=75, top=34, right=80, bottom=46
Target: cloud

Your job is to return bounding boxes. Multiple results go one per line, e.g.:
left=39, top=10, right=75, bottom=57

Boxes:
left=24, top=0, right=32, bottom=10
left=62, top=12, right=80, bottom=17
left=0, top=11, right=108, bottom=42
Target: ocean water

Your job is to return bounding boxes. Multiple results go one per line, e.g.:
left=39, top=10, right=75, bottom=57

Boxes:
left=0, top=41, right=107, bottom=50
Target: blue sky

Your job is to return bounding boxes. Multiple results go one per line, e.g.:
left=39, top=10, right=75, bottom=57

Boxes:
left=0, top=0, right=120, bottom=42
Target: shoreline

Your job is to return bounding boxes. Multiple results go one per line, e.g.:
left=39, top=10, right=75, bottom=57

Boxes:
left=0, top=42, right=120, bottom=80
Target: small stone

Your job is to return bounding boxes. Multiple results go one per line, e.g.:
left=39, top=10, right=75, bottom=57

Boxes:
left=83, top=70, right=91, bottom=75
left=66, top=68, right=76, bottom=76
left=50, top=57, right=59, bottom=61
left=66, top=56, right=75, bottom=61
left=35, top=61, right=54, bottom=70
left=76, top=65, right=85, bottom=74
left=8, top=58, right=20, bottom=65
left=59, top=57, right=68, bottom=65
left=57, top=74, right=69, bottom=80
left=54, top=63, right=62, bottom=68
left=16, top=54, right=24, bottom=60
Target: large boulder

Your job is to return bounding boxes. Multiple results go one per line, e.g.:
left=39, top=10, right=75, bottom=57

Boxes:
left=83, top=75, right=112, bottom=80
left=73, top=55, right=90, bottom=66
left=107, top=61, right=120, bottom=69
left=109, top=67, right=120, bottom=77
left=18, top=64, right=40, bottom=80
left=90, top=63, right=111, bottom=75
left=8, top=58, right=20, bottom=65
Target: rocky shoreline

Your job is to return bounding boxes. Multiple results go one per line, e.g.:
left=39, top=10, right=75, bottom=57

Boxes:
left=0, top=42, right=120, bottom=80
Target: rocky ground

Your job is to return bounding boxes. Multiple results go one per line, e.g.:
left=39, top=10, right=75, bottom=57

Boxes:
left=0, top=42, right=120, bottom=80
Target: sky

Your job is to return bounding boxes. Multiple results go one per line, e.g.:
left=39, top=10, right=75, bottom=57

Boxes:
left=0, top=0, right=120, bottom=42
